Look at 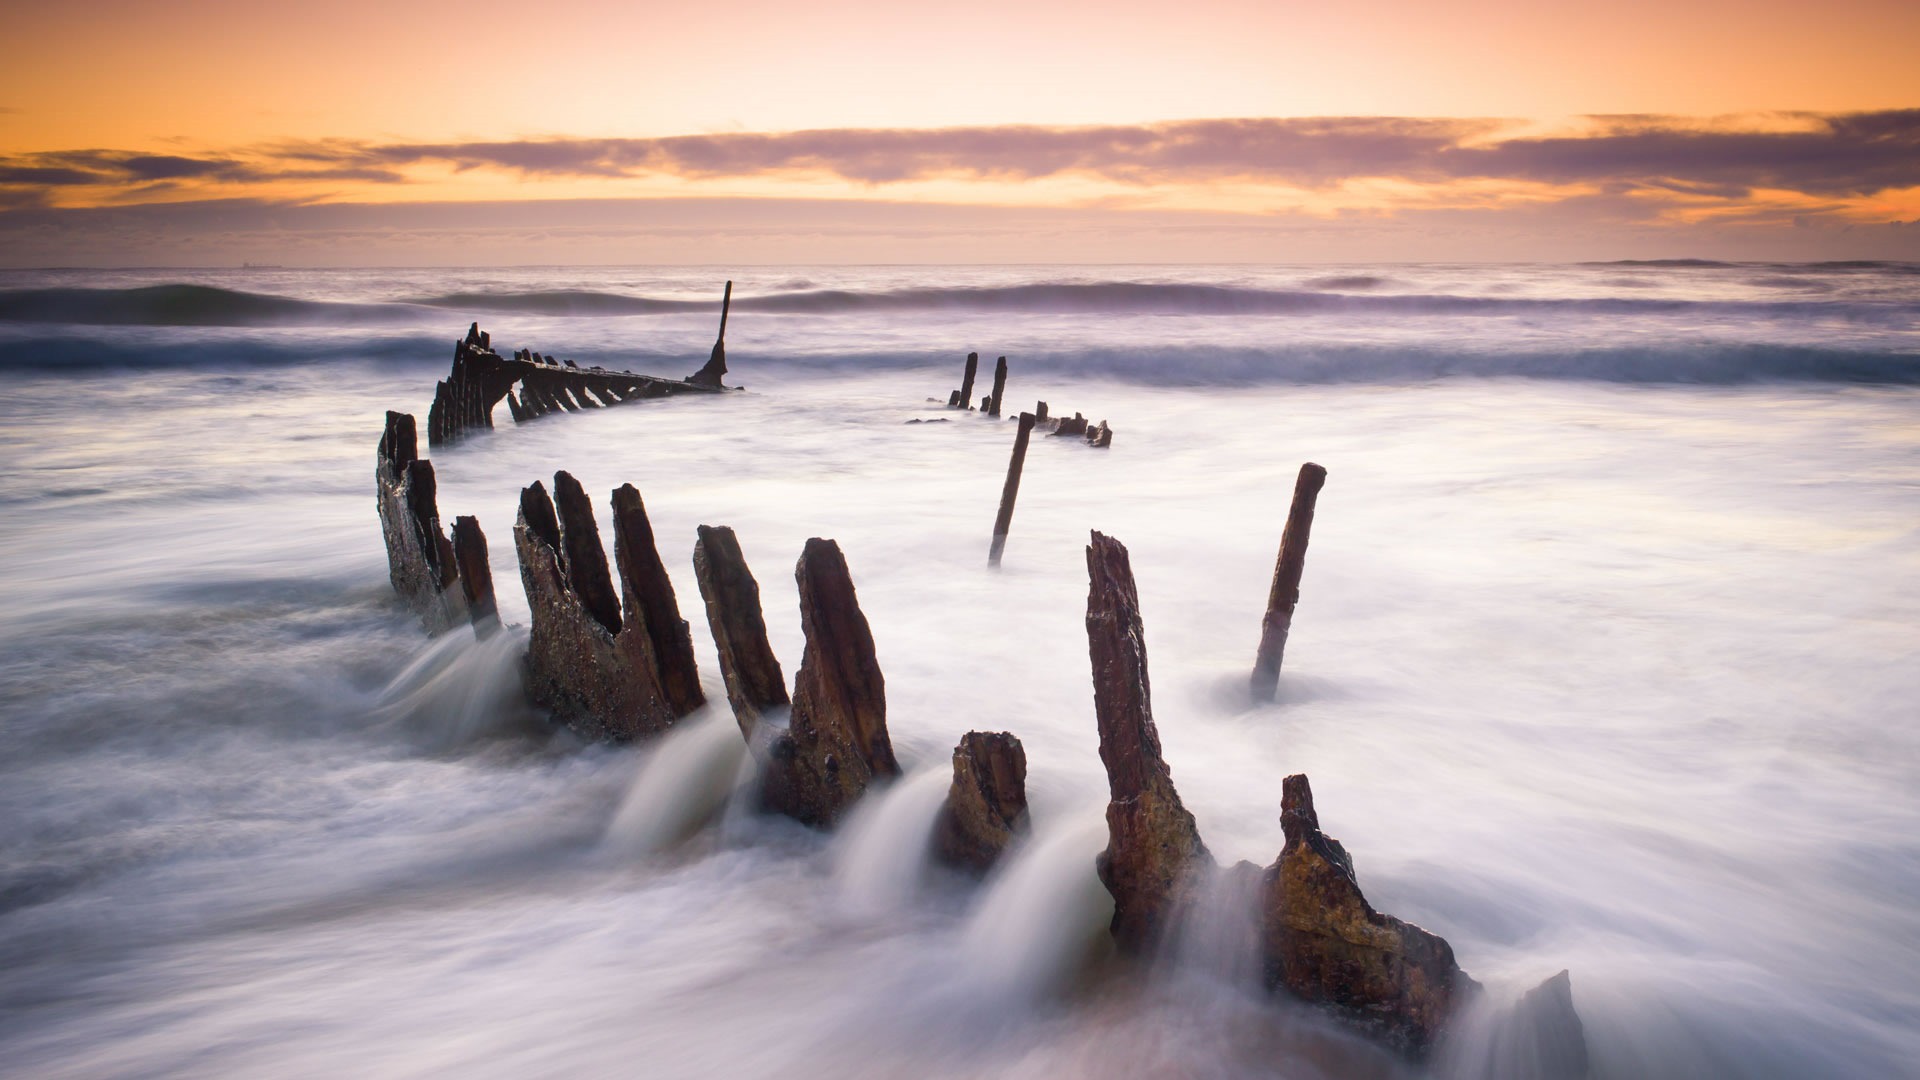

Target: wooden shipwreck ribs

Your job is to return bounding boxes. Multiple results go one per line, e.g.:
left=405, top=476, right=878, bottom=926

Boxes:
left=426, top=282, right=739, bottom=447
left=373, top=328, right=1587, bottom=1066
left=932, top=353, right=1114, bottom=447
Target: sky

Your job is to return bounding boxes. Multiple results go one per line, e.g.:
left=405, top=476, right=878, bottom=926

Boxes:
left=3, top=0, right=1918, bottom=264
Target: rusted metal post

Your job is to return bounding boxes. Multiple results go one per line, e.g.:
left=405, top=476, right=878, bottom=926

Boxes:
left=987, top=356, right=1008, bottom=417
left=988, top=412, right=1036, bottom=567
left=1251, top=462, right=1328, bottom=702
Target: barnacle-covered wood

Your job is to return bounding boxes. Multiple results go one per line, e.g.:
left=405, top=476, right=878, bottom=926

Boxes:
left=612, top=484, right=704, bottom=716
left=1261, top=773, right=1478, bottom=1057
left=1085, top=530, right=1210, bottom=953
left=934, top=731, right=1028, bottom=874
left=778, top=538, right=900, bottom=826
left=450, top=514, right=497, bottom=634
left=514, top=474, right=701, bottom=741
left=692, top=525, right=789, bottom=735
left=375, top=410, right=466, bottom=632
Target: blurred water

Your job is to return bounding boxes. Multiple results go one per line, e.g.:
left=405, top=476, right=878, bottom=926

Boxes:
left=831, top=769, right=954, bottom=916
left=0, top=264, right=1916, bottom=1077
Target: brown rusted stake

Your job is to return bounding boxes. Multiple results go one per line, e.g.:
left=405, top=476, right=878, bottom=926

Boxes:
left=1251, top=462, right=1328, bottom=702
left=988, top=412, right=1036, bottom=567
left=987, top=356, right=1008, bottom=417
left=958, top=352, right=979, bottom=411
left=451, top=515, right=498, bottom=635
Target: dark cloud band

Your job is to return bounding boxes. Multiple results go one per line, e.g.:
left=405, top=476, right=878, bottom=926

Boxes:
left=3, top=111, right=1916, bottom=200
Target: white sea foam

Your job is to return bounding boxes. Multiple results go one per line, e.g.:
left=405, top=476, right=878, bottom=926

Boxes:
left=0, top=263, right=1916, bottom=1077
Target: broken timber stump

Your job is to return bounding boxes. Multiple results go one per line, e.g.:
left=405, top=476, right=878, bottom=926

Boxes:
left=1025, top=408, right=1112, bottom=447
left=1261, top=773, right=1477, bottom=1057
left=1085, top=531, right=1210, bottom=953
left=988, top=412, right=1036, bottom=567
left=1250, top=462, right=1327, bottom=703
left=693, top=525, right=791, bottom=736
left=450, top=515, right=498, bottom=636
left=513, top=472, right=702, bottom=740
left=375, top=410, right=468, bottom=633
left=934, top=731, right=1028, bottom=874
left=957, top=352, right=979, bottom=410
left=778, top=538, right=900, bottom=826
left=1050, top=413, right=1088, bottom=438
left=690, top=524, right=813, bottom=817
left=1487, top=970, right=1591, bottom=1078
left=612, top=485, right=705, bottom=717
left=1078, top=531, right=1488, bottom=1054
left=987, top=356, right=1008, bottom=417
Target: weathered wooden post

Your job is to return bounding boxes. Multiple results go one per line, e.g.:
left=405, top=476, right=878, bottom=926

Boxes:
left=782, top=538, right=900, bottom=825
left=987, top=356, right=1009, bottom=417
left=611, top=483, right=704, bottom=717
left=988, top=412, right=1036, bottom=567
left=375, top=410, right=467, bottom=632
left=692, top=524, right=789, bottom=737
left=1034, top=401, right=1048, bottom=423
left=1250, top=462, right=1327, bottom=702
left=957, top=352, right=979, bottom=411
left=1085, top=530, right=1209, bottom=952
left=450, top=515, right=498, bottom=635
left=552, top=471, right=623, bottom=636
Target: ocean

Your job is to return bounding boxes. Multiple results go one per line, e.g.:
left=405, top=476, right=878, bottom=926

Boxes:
left=1, top=263, right=1916, bottom=1078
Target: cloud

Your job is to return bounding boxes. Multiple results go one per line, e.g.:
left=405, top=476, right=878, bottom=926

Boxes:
left=0, top=149, right=403, bottom=189
left=284, top=117, right=1499, bottom=186
left=1449, top=111, right=1920, bottom=196
left=0, top=112, right=1915, bottom=259
left=237, top=112, right=1920, bottom=197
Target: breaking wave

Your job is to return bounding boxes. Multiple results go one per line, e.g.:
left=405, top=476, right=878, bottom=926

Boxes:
left=8, top=279, right=1918, bottom=326
left=0, top=333, right=450, bottom=370
left=702, top=283, right=1919, bottom=322
left=3, top=333, right=1915, bottom=385
left=407, top=290, right=696, bottom=316
left=0, top=284, right=422, bottom=326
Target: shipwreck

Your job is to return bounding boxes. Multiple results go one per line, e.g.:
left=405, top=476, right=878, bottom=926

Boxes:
left=369, top=285, right=1587, bottom=1070
left=426, top=281, right=739, bottom=446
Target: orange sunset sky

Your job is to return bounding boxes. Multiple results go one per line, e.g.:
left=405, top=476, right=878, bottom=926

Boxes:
left=3, top=0, right=1918, bottom=264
